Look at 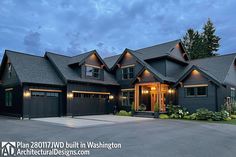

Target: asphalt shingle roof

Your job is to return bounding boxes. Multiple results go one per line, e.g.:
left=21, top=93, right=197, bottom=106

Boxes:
left=103, top=54, right=121, bottom=69
left=5, top=50, right=64, bottom=85
left=46, top=52, right=119, bottom=85
left=189, top=53, right=236, bottom=84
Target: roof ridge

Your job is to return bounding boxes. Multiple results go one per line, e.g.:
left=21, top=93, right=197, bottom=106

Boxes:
left=134, top=39, right=181, bottom=53
left=46, top=51, right=71, bottom=58
left=190, top=52, right=236, bottom=61
left=72, top=50, right=95, bottom=58
left=5, top=49, right=43, bottom=58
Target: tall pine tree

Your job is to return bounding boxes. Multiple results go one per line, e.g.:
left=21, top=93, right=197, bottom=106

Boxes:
left=182, top=18, right=220, bottom=60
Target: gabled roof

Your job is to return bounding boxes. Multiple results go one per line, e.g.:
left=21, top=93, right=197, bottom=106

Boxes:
left=106, top=39, right=189, bottom=70
left=103, top=54, right=121, bottom=69
left=69, top=50, right=109, bottom=70
left=175, top=53, right=236, bottom=86
left=69, top=50, right=94, bottom=65
left=0, top=50, right=64, bottom=86
left=190, top=53, right=236, bottom=84
left=46, top=52, right=119, bottom=86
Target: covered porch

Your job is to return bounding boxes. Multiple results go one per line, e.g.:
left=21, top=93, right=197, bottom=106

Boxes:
left=134, top=82, right=174, bottom=112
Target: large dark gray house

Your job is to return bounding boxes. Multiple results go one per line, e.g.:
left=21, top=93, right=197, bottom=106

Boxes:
left=0, top=39, right=235, bottom=118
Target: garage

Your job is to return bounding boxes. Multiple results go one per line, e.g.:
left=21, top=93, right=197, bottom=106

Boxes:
left=29, top=90, right=60, bottom=118
left=71, top=91, right=111, bottom=116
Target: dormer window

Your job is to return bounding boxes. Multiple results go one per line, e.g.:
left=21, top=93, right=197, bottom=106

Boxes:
left=86, top=65, right=100, bottom=79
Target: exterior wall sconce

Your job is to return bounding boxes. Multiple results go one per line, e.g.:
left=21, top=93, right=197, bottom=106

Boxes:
left=67, top=93, right=73, bottom=99
left=23, top=91, right=31, bottom=97
left=168, top=89, right=175, bottom=94
left=109, top=95, right=114, bottom=100
left=142, top=90, right=149, bottom=94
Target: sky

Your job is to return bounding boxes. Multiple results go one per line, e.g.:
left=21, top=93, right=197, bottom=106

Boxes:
left=0, top=0, right=236, bottom=60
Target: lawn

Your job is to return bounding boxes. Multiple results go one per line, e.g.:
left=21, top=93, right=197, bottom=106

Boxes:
left=211, top=119, right=236, bottom=125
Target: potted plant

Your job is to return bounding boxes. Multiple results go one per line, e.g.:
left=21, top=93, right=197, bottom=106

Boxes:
left=154, top=102, right=159, bottom=118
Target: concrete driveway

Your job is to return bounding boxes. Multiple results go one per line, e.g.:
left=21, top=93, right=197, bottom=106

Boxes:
left=33, top=115, right=152, bottom=128
left=1, top=117, right=236, bottom=157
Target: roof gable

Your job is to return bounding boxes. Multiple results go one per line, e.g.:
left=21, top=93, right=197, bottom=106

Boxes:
left=2, top=50, right=64, bottom=86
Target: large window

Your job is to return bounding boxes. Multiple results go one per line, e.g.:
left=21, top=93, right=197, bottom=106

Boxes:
left=185, top=86, right=208, bottom=97
left=231, top=88, right=235, bottom=103
left=86, top=66, right=100, bottom=79
left=5, top=91, right=12, bottom=107
left=122, top=91, right=134, bottom=106
left=31, top=91, right=59, bottom=97
left=122, top=66, right=134, bottom=80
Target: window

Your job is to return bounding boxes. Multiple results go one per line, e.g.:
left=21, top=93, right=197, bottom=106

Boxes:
left=8, top=63, right=12, bottom=78
left=122, top=66, right=134, bottom=80
left=84, top=94, right=91, bottom=98
left=122, top=91, right=134, bottom=106
left=231, top=88, right=235, bottom=103
left=186, top=88, right=195, bottom=97
left=185, top=86, right=208, bottom=97
left=86, top=66, right=100, bottom=79
left=5, top=91, right=12, bottom=107
left=46, top=92, right=59, bottom=97
left=31, top=92, right=45, bottom=97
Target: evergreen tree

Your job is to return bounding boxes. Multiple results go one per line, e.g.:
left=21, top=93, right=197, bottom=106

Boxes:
left=202, top=18, right=220, bottom=57
left=182, top=18, right=220, bottom=59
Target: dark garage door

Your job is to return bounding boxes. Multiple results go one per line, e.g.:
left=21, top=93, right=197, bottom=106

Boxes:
left=72, top=93, right=110, bottom=116
left=30, top=91, right=59, bottom=118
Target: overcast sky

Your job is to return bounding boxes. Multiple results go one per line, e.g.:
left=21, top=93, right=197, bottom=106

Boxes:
left=0, top=0, right=236, bottom=60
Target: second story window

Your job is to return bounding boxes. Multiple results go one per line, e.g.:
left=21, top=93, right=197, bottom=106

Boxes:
left=8, top=63, right=12, bottom=78
left=86, top=66, right=100, bottom=79
left=122, top=66, right=134, bottom=80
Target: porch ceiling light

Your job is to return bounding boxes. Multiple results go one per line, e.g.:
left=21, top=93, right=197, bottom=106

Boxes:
left=168, top=89, right=175, bottom=94
left=151, top=87, right=156, bottom=90
left=142, top=90, right=149, bottom=94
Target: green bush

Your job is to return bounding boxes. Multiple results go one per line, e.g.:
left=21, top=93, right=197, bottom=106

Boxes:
left=196, top=108, right=213, bottom=120
left=166, top=104, right=189, bottom=118
left=138, top=104, right=146, bottom=111
left=159, top=114, right=169, bottom=119
left=131, top=102, right=135, bottom=112
left=190, top=113, right=197, bottom=120
left=212, top=112, right=223, bottom=121
left=116, top=110, right=131, bottom=116
left=183, top=115, right=191, bottom=120
left=224, top=117, right=231, bottom=121
left=230, top=115, right=236, bottom=119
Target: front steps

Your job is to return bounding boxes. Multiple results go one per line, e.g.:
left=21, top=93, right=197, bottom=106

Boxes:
left=133, top=111, right=154, bottom=118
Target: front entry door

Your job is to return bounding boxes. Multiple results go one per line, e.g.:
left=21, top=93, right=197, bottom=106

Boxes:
left=150, top=92, right=157, bottom=111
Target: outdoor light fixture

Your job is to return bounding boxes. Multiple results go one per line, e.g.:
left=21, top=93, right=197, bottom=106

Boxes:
left=192, top=70, right=200, bottom=75
left=67, top=93, right=73, bottom=99
left=142, top=90, right=149, bottom=94
left=151, top=87, right=156, bottom=90
left=109, top=95, right=114, bottom=100
left=23, top=91, right=31, bottom=97
left=168, top=89, right=175, bottom=94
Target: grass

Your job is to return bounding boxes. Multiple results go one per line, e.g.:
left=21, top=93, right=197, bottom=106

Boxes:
left=209, top=119, right=236, bottom=125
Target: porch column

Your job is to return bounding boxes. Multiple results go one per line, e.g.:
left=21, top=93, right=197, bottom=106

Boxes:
left=134, top=84, right=139, bottom=111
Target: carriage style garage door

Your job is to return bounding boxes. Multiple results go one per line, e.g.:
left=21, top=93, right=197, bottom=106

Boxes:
left=71, top=91, right=111, bottom=116
left=29, top=91, right=60, bottom=118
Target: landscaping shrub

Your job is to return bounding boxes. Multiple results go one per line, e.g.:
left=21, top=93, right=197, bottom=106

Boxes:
left=159, top=114, right=169, bottom=119
left=183, top=115, right=191, bottom=120
left=211, top=112, right=223, bottom=121
left=196, top=108, right=213, bottom=120
left=166, top=104, right=188, bottom=118
left=116, top=110, right=131, bottom=116
left=189, top=113, right=197, bottom=120
left=230, top=115, right=236, bottom=119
